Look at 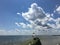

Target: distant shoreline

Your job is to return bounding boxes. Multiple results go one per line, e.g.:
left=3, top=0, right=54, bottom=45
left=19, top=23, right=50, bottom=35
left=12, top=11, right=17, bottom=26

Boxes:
left=0, top=35, right=60, bottom=36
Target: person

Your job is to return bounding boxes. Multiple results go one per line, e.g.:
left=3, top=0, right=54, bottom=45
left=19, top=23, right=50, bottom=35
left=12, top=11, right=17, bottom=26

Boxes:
left=29, top=37, right=42, bottom=45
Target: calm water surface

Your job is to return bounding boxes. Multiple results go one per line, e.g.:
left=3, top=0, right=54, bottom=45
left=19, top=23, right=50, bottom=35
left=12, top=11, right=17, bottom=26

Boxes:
left=0, top=35, right=60, bottom=45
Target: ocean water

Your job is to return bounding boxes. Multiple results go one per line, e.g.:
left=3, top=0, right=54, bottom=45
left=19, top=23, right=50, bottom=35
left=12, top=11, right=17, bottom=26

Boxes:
left=0, top=35, right=32, bottom=45
left=0, top=35, right=60, bottom=45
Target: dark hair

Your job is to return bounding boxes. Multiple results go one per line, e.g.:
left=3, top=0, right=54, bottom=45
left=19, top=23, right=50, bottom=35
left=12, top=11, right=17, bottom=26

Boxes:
left=33, top=37, right=36, bottom=40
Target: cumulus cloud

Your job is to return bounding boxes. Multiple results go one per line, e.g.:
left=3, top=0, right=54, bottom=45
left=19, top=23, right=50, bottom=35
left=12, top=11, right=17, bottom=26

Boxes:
left=56, top=18, right=60, bottom=29
left=22, top=3, right=53, bottom=29
left=22, top=3, right=46, bottom=20
left=16, top=3, right=60, bottom=35
left=54, top=6, right=60, bottom=14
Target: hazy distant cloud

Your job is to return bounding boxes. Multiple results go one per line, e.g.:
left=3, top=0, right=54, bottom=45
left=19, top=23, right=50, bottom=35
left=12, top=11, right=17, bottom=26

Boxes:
left=0, top=29, right=60, bottom=35
left=0, top=30, right=20, bottom=35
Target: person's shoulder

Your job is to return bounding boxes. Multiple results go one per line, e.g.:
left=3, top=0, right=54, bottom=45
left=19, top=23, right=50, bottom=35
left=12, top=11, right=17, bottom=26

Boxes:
left=28, top=37, right=42, bottom=45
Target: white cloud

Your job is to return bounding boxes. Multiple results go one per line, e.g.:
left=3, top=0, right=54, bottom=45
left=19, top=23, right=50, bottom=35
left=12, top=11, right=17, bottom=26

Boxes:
left=19, top=23, right=27, bottom=28
left=22, top=3, right=52, bottom=29
left=54, top=6, right=60, bottom=14
left=16, top=3, right=60, bottom=35
left=17, top=12, right=21, bottom=15
left=56, top=18, right=60, bottom=29
left=22, top=3, right=46, bottom=21
left=0, top=30, right=20, bottom=35
left=56, top=6, right=60, bottom=13
left=0, top=29, right=45, bottom=35
left=15, top=22, right=20, bottom=27
left=51, top=14, right=54, bottom=17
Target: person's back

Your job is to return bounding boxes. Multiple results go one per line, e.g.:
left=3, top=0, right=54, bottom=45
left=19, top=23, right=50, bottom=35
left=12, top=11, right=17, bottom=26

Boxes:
left=29, top=37, right=42, bottom=45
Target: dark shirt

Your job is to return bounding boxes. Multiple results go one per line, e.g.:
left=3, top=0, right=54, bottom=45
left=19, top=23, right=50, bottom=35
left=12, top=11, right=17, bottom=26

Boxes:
left=31, top=37, right=42, bottom=45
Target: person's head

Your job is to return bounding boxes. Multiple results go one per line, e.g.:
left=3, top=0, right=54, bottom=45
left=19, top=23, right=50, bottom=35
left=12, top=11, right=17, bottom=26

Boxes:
left=33, top=37, right=36, bottom=40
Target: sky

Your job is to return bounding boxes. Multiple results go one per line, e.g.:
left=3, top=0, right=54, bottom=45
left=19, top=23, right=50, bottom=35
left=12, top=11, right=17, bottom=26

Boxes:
left=0, top=0, right=60, bottom=35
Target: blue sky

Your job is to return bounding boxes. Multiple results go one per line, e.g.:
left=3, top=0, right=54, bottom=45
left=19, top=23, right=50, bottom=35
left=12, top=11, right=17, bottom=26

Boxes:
left=0, top=0, right=60, bottom=35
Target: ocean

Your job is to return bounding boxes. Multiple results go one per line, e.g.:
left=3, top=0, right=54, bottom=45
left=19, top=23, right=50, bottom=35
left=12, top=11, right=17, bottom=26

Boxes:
left=0, top=35, right=60, bottom=45
left=0, top=35, right=32, bottom=45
